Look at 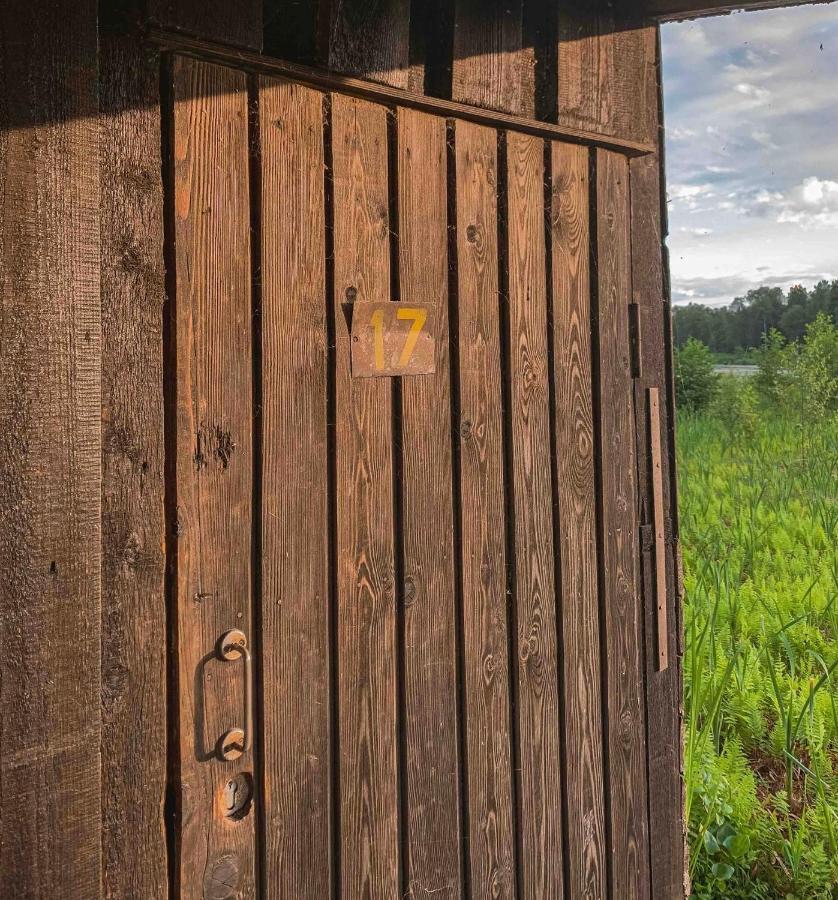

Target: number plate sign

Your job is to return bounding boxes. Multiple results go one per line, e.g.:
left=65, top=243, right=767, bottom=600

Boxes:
left=350, top=301, right=437, bottom=378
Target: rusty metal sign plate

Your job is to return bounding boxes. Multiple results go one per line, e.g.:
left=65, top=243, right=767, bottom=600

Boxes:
left=350, top=301, right=437, bottom=378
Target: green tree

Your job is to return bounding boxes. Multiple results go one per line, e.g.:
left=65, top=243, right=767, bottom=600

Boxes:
left=793, top=313, right=838, bottom=420
left=755, top=329, right=793, bottom=408
left=675, top=338, right=718, bottom=413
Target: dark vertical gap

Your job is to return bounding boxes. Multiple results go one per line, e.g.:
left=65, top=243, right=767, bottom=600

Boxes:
left=263, top=0, right=327, bottom=63
left=543, top=140, right=572, bottom=899
left=387, top=106, right=410, bottom=900
left=322, top=92, right=341, bottom=900
left=496, top=129, right=524, bottom=900
left=159, top=50, right=181, bottom=900
left=446, top=118, right=472, bottom=900
left=523, top=0, right=558, bottom=123
left=246, top=72, right=268, bottom=897
left=588, top=147, right=614, bottom=900
left=410, top=0, right=455, bottom=99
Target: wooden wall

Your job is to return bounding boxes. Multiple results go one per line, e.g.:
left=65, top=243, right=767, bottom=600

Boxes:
left=1, top=2, right=103, bottom=896
left=0, top=0, right=683, bottom=896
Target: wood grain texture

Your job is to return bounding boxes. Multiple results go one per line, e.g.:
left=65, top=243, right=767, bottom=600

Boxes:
left=630, top=147, right=684, bottom=900
left=100, top=32, right=168, bottom=900
left=171, top=57, right=256, bottom=900
left=397, top=107, right=463, bottom=898
left=649, top=389, right=668, bottom=671
left=148, top=0, right=262, bottom=50
left=0, top=2, right=102, bottom=895
left=557, top=4, right=658, bottom=147
left=259, top=77, right=332, bottom=899
left=330, top=93, right=400, bottom=899
left=328, top=0, right=411, bottom=88
left=549, top=141, right=607, bottom=900
left=595, top=148, right=651, bottom=900
left=504, top=131, right=564, bottom=898
left=454, top=120, right=517, bottom=899
left=452, top=0, right=525, bottom=115
left=148, top=30, right=657, bottom=156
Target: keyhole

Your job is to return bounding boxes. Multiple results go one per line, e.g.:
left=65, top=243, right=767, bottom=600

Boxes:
left=221, top=772, right=253, bottom=820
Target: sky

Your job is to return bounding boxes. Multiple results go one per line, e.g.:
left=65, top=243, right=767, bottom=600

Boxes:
left=660, top=3, right=838, bottom=307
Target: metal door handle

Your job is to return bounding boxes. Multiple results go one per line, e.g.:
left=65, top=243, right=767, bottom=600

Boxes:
left=217, top=629, right=253, bottom=761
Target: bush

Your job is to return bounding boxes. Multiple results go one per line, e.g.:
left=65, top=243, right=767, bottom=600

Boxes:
left=793, top=313, right=838, bottom=421
left=675, top=338, right=718, bottom=413
left=710, top=376, right=757, bottom=438
left=754, top=328, right=793, bottom=409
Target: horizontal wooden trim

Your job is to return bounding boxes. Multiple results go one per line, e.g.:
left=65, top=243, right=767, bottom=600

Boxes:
left=147, top=27, right=656, bottom=156
left=642, top=0, right=831, bottom=21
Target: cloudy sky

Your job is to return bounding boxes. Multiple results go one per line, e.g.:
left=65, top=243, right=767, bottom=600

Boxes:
left=661, top=4, right=838, bottom=307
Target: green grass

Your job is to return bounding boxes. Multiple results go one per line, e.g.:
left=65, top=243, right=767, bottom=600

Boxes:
left=679, top=408, right=838, bottom=898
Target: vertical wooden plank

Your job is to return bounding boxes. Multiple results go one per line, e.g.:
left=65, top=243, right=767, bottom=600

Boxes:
left=171, top=57, right=256, bottom=900
left=504, top=131, right=564, bottom=897
left=595, top=147, right=651, bottom=900
left=649, top=389, right=668, bottom=672
left=259, top=78, right=331, bottom=898
left=0, top=1, right=102, bottom=895
left=630, top=144, right=685, bottom=900
left=557, top=5, right=657, bottom=147
left=148, top=0, right=262, bottom=51
left=328, top=0, right=411, bottom=89
left=549, top=141, right=607, bottom=900
left=397, top=107, right=462, bottom=898
left=100, top=30, right=168, bottom=900
left=452, top=0, right=525, bottom=115
left=331, top=93, right=399, bottom=899
left=454, top=120, right=517, bottom=898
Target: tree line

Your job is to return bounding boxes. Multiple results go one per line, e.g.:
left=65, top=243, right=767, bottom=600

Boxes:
left=672, top=280, right=838, bottom=355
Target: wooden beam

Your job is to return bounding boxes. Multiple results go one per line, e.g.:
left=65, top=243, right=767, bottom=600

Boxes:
left=0, top=0, right=102, bottom=894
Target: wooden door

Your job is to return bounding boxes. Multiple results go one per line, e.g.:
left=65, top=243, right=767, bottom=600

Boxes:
left=166, top=53, right=661, bottom=899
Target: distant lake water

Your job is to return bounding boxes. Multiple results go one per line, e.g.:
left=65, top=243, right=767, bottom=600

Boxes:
left=714, top=364, right=758, bottom=377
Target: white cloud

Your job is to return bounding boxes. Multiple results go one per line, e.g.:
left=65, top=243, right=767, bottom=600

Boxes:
left=668, top=183, right=715, bottom=211
left=679, top=227, right=714, bottom=238
left=661, top=5, right=838, bottom=306
left=734, top=83, right=772, bottom=105
left=776, top=177, right=838, bottom=227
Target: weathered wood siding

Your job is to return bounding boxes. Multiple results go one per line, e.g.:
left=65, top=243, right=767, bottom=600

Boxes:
left=1, top=0, right=683, bottom=895
left=158, top=56, right=679, bottom=897
left=0, top=2, right=102, bottom=897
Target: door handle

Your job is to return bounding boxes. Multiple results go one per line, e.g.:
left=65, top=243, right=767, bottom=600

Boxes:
left=217, top=629, right=253, bottom=761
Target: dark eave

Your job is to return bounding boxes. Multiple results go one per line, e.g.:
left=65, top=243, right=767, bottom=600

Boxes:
left=637, top=0, right=833, bottom=21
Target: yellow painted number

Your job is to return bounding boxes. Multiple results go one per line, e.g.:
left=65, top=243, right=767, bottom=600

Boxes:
left=396, top=307, right=427, bottom=366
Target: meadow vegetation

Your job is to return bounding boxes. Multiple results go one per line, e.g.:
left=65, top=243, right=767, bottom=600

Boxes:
left=675, top=315, right=838, bottom=898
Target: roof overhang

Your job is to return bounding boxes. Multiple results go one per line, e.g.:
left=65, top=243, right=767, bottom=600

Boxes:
left=637, top=0, right=833, bottom=21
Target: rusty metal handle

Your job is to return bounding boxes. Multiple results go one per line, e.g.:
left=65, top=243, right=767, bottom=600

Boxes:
left=217, top=629, right=252, bottom=761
